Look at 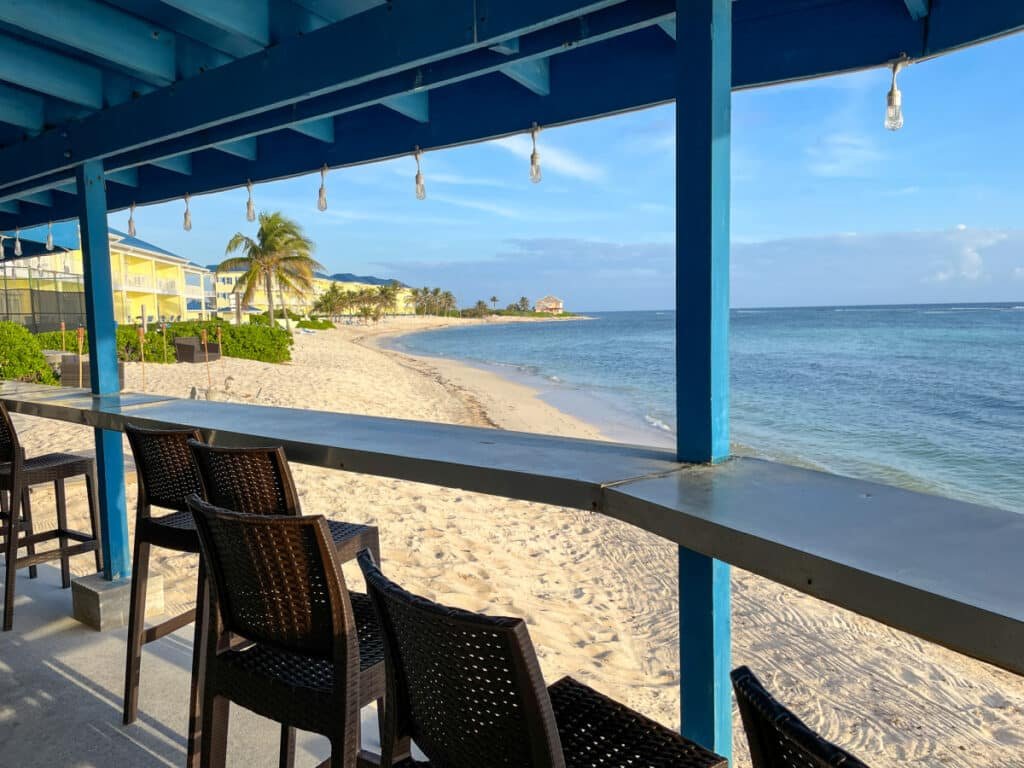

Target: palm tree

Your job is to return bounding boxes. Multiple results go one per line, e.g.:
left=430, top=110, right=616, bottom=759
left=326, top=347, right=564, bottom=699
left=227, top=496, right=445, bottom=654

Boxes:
left=441, top=291, right=456, bottom=317
left=220, top=211, right=323, bottom=327
left=430, top=287, right=442, bottom=316
left=490, top=295, right=498, bottom=310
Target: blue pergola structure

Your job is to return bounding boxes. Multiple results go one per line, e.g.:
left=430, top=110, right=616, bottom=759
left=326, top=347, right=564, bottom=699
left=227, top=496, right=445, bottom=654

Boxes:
left=2, top=1, right=1023, bottom=761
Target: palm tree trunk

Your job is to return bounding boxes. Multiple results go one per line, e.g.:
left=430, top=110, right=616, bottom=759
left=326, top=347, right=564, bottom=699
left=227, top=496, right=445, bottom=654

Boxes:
left=277, top=279, right=291, bottom=331
left=265, top=272, right=276, bottom=326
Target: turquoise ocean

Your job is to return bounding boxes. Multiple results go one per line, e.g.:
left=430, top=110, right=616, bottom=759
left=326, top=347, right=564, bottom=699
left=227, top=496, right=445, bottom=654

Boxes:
left=387, top=304, right=1024, bottom=513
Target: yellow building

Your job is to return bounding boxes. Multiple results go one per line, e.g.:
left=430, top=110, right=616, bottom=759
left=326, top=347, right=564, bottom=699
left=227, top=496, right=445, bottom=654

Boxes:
left=0, top=222, right=214, bottom=331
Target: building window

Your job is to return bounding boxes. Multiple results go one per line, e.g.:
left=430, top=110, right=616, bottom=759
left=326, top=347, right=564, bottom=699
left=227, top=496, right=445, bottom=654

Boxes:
left=185, top=272, right=202, bottom=287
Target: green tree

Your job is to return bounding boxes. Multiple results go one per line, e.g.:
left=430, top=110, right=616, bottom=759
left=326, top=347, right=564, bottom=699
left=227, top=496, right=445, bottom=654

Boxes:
left=220, top=211, right=323, bottom=327
left=490, top=295, right=499, bottom=310
left=517, top=296, right=531, bottom=312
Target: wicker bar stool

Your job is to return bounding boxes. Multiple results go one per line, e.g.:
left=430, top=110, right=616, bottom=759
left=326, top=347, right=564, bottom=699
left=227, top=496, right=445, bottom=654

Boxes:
left=122, top=423, right=205, bottom=725
left=731, top=666, right=870, bottom=767
left=187, top=439, right=380, bottom=563
left=357, top=550, right=727, bottom=768
left=188, top=496, right=385, bottom=768
left=0, top=402, right=103, bottom=631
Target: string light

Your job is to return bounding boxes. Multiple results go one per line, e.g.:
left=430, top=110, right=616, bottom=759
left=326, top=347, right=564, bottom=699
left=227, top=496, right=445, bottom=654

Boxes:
left=414, top=147, right=426, bottom=200
left=13, top=227, right=21, bottom=257
left=45, top=221, right=53, bottom=251
left=317, top=165, right=328, bottom=211
left=128, top=202, right=137, bottom=237
left=885, top=57, right=908, bottom=131
left=530, top=122, right=542, bottom=183
left=183, top=194, right=192, bottom=231
left=246, top=180, right=256, bottom=222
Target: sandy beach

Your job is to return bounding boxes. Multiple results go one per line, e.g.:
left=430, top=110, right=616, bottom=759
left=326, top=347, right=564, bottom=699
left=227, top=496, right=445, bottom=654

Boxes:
left=9, top=315, right=1024, bottom=767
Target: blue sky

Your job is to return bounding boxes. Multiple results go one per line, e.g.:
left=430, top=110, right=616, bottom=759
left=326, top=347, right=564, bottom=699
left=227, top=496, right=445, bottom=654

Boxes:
left=109, top=31, right=1024, bottom=310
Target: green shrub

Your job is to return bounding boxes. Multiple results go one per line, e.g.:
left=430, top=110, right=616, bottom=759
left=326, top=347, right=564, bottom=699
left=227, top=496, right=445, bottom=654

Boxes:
left=248, top=314, right=269, bottom=326
left=36, top=328, right=87, bottom=354
left=297, top=318, right=334, bottom=330
left=166, top=320, right=293, bottom=363
left=0, top=322, right=57, bottom=384
left=117, top=326, right=176, bottom=363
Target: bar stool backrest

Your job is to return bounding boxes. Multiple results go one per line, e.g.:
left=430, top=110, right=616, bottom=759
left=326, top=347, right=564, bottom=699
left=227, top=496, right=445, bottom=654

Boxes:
left=357, top=551, right=565, bottom=768
left=125, top=423, right=204, bottom=513
left=188, top=494, right=354, bottom=659
left=731, top=666, right=871, bottom=768
left=188, top=439, right=300, bottom=516
left=0, top=402, right=22, bottom=465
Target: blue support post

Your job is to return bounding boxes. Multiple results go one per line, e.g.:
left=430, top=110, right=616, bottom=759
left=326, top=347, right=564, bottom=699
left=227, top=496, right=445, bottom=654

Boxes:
left=676, top=0, right=732, bottom=761
left=76, top=158, right=130, bottom=581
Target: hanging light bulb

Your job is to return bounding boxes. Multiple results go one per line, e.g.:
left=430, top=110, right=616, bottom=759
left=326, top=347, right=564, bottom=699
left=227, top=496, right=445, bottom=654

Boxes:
left=530, top=123, right=542, bottom=183
left=45, top=221, right=53, bottom=251
left=246, top=180, right=256, bottom=222
left=13, top=227, right=21, bottom=257
left=183, top=194, right=192, bottom=231
left=128, top=202, right=137, bottom=237
left=414, top=147, right=426, bottom=200
left=885, top=58, right=907, bottom=131
left=317, top=165, right=328, bottom=212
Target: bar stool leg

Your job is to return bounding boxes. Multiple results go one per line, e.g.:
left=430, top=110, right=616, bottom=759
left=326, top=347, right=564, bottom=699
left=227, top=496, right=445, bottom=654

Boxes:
left=0, top=488, right=8, bottom=554
left=2, top=482, right=20, bottom=632
left=278, top=725, right=296, bottom=768
left=123, top=532, right=150, bottom=724
left=54, top=480, right=71, bottom=589
left=85, top=469, right=103, bottom=573
left=187, top=561, right=210, bottom=768
left=21, top=488, right=37, bottom=580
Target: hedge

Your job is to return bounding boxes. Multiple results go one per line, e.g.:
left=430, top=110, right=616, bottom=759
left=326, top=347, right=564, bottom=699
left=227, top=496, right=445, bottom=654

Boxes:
left=0, top=322, right=57, bottom=384
left=297, top=318, right=334, bottom=330
left=34, top=320, right=294, bottom=365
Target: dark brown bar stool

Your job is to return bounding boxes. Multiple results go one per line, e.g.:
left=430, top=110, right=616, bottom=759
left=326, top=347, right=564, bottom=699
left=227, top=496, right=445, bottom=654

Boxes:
left=122, top=423, right=205, bottom=725
left=731, top=666, right=870, bottom=767
left=187, top=439, right=380, bottom=563
left=185, top=439, right=381, bottom=768
left=357, top=550, right=728, bottom=768
left=188, top=496, right=385, bottom=768
left=0, top=401, right=103, bottom=631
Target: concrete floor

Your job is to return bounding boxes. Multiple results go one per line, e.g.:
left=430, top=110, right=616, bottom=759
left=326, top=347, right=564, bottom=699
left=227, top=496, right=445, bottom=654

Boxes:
left=0, top=565, right=383, bottom=767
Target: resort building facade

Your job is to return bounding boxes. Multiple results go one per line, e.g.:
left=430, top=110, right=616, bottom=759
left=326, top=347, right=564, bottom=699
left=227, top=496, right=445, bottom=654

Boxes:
left=535, top=295, right=565, bottom=314
left=0, top=222, right=215, bottom=331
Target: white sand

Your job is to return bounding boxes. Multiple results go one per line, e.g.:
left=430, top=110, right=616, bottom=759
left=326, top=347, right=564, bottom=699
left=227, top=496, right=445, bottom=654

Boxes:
left=9, top=316, right=1024, bottom=766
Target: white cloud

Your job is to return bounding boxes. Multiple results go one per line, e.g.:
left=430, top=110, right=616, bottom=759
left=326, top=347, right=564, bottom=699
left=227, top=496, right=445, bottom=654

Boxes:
left=429, top=194, right=523, bottom=219
left=956, top=223, right=968, bottom=231
left=928, top=228, right=1007, bottom=283
left=492, top=135, right=606, bottom=182
left=1013, top=267, right=1024, bottom=280
left=806, top=133, right=882, bottom=178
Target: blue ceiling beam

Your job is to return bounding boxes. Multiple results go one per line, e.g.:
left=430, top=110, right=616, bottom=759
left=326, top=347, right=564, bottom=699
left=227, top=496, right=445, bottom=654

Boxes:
left=106, top=168, right=139, bottom=187
left=658, top=19, right=676, bottom=40
left=0, top=0, right=176, bottom=85
left=215, top=137, right=258, bottom=160
left=288, top=0, right=387, bottom=23
left=490, top=37, right=520, bottom=55
left=0, top=0, right=625, bottom=190
left=150, top=154, right=193, bottom=175
left=904, top=0, right=930, bottom=20
left=160, top=0, right=270, bottom=47
left=381, top=93, right=430, bottom=123
left=0, top=33, right=104, bottom=109
left=290, top=118, right=335, bottom=143
left=0, top=84, right=45, bottom=132
left=0, top=201, right=18, bottom=214
left=500, top=58, right=551, bottom=96
left=19, top=190, right=53, bottom=207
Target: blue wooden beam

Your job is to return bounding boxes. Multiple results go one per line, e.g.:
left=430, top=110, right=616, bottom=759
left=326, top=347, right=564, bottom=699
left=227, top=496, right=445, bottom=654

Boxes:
left=0, top=201, right=18, bottom=215
left=904, top=0, right=930, bottom=20
left=381, top=93, right=430, bottom=123
left=490, top=37, right=520, bottom=55
left=0, top=0, right=176, bottom=86
left=106, top=168, right=139, bottom=187
left=18, top=190, right=53, bottom=207
left=501, top=58, right=551, bottom=96
left=0, top=0, right=627, bottom=189
left=289, top=0, right=386, bottom=23
left=676, top=0, right=732, bottom=761
left=290, top=117, right=335, bottom=143
left=659, top=19, right=677, bottom=40
left=0, top=83, right=44, bottom=132
left=150, top=154, right=193, bottom=175
left=76, top=158, right=130, bottom=581
left=0, top=32, right=104, bottom=109
left=161, top=0, right=270, bottom=46
left=214, top=137, right=258, bottom=160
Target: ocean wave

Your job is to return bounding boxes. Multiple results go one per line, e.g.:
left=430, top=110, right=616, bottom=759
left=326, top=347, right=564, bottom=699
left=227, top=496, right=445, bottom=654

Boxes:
left=644, top=414, right=674, bottom=433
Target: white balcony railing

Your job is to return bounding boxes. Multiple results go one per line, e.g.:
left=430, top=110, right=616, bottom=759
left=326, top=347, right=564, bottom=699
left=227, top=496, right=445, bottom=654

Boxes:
left=156, top=279, right=178, bottom=294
